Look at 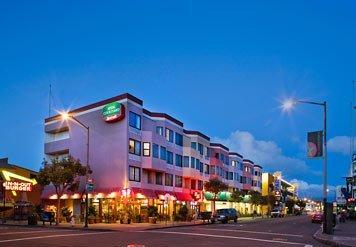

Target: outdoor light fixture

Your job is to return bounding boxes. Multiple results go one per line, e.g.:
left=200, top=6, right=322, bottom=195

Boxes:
left=280, top=98, right=329, bottom=234
left=281, top=99, right=297, bottom=112
left=60, top=111, right=70, bottom=120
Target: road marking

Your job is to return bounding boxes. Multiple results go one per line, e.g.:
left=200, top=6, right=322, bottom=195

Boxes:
left=136, top=230, right=311, bottom=246
left=196, top=227, right=304, bottom=237
left=0, top=231, right=113, bottom=243
left=0, top=230, right=75, bottom=235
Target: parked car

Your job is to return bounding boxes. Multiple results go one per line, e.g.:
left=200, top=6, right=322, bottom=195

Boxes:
left=270, top=208, right=285, bottom=218
left=311, top=212, right=323, bottom=223
left=212, top=208, right=238, bottom=224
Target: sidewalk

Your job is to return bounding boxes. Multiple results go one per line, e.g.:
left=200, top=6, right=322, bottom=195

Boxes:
left=1, top=216, right=266, bottom=232
left=313, top=221, right=356, bottom=247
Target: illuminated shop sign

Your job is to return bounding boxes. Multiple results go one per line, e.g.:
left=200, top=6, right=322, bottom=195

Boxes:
left=102, top=102, right=125, bottom=123
left=3, top=181, right=32, bottom=192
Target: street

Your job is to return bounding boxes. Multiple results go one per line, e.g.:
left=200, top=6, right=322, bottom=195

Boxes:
left=0, top=216, right=326, bottom=247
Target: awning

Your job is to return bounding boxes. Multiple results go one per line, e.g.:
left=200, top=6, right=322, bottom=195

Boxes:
left=174, top=192, right=193, bottom=202
left=142, top=189, right=156, bottom=199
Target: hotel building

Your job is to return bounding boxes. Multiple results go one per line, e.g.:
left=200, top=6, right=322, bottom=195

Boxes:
left=43, top=93, right=262, bottom=221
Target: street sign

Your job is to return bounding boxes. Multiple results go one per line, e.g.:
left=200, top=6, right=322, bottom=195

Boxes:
left=86, top=182, right=94, bottom=192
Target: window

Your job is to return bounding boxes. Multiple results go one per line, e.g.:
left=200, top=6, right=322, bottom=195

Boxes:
left=129, top=139, right=141, bottom=156
left=160, top=146, right=167, bottom=160
left=147, top=172, right=153, bottom=184
left=156, top=172, right=163, bottom=185
left=198, top=180, right=203, bottom=190
left=228, top=172, right=233, bottom=180
left=165, top=173, right=173, bottom=186
left=199, top=162, right=204, bottom=173
left=239, top=162, right=243, bottom=171
left=215, top=153, right=219, bottom=159
left=195, top=159, right=200, bottom=170
left=129, top=112, right=141, bottom=130
left=183, top=156, right=190, bottom=167
left=254, top=171, right=258, bottom=176
left=210, top=165, right=216, bottom=175
left=191, top=179, right=196, bottom=190
left=190, top=157, right=195, bottom=168
left=231, top=160, right=237, bottom=167
left=204, top=164, right=209, bottom=174
left=129, top=166, right=140, bottom=182
left=143, top=142, right=150, bottom=156
left=156, top=126, right=164, bottom=136
left=167, top=151, right=173, bottom=165
left=175, top=133, right=183, bottom=146
left=198, top=143, right=203, bottom=155
left=175, top=175, right=182, bottom=187
left=153, top=144, right=159, bottom=158
left=165, top=128, right=174, bottom=143
left=175, top=154, right=182, bottom=167
left=191, top=142, right=197, bottom=150
left=205, top=147, right=210, bottom=157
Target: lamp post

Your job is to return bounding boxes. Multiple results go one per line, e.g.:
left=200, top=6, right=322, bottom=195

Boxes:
left=60, top=112, right=90, bottom=228
left=282, top=99, right=328, bottom=233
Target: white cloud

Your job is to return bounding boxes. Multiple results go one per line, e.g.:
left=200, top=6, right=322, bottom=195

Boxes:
left=290, top=179, right=335, bottom=200
left=327, top=136, right=350, bottom=156
left=213, top=130, right=318, bottom=177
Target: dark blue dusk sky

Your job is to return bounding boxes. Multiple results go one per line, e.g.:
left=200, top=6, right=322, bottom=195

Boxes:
left=1, top=1, right=355, bottom=199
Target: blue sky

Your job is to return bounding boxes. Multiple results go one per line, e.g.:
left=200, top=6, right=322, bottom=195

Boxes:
left=0, top=1, right=355, bottom=199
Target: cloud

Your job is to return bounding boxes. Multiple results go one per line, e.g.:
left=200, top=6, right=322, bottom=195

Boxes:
left=213, top=130, right=319, bottom=177
left=327, top=136, right=350, bottom=156
left=290, top=179, right=335, bottom=200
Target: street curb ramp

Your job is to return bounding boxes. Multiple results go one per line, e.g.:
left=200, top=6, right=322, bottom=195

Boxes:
left=313, top=228, right=354, bottom=247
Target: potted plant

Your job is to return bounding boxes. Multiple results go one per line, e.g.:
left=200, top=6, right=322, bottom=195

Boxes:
left=147, top=206, right=158, bottom=224
left=61, top=207, right=72, bottom=223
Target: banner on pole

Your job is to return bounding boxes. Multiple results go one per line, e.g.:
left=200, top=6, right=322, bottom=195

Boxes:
left=307, top=131, right=323, bottom=158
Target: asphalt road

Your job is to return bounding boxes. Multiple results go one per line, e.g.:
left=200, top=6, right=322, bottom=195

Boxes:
left=0, top=216, right=326, bottom=247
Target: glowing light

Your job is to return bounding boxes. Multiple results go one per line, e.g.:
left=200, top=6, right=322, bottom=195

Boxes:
left=60, top=111, right=70, bottom=120
left=281, top=99, right=297, bottom=112
left=60, top=194, right=69, bottom=199
left=49, top=194, right=58, bottom=200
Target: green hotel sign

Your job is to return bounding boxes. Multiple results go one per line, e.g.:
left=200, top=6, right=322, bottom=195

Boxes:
left=102, top=102, right=125, bottom=123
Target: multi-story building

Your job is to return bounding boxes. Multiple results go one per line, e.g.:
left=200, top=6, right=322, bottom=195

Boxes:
left=42, top=93, right=263, bottom=220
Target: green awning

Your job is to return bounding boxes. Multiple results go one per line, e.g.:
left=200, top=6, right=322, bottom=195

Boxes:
left=204, top=191, right=231, bottom=201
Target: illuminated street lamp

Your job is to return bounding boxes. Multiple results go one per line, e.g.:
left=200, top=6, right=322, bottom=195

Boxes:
left=281, top=98, right=328, bottom=233
left=60, top=111, right=91, bottom=228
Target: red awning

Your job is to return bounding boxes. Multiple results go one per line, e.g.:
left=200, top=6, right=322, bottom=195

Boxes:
left=142, top=189, right=156, bottom=199
left=174, top=192, right=193, bottom=202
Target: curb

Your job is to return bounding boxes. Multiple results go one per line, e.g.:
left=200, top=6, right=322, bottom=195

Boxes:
left=313, top=228, right=354, bottom=247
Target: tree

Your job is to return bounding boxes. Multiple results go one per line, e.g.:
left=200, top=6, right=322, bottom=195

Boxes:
left=230, top=189, right=243, bottom=204
left=249, top=191, right=262, bottom=210
left=204, top=178, right=228, bottom=213
left=261, top=195, right=276, bottom=217
left=37, top=156, right=89, bottom=225
left=296, top=199, right=306, bottom=209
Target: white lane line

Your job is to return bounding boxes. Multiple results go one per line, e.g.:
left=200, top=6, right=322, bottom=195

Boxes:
left=0, top=230, right=75, bottom=236
left=0, top=231, right=114, bottom=243
left=196, top=227, right=304, bottom=237
left=136, top=230, right=310, bottom=246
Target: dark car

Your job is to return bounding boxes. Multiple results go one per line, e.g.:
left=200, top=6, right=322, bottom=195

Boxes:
left=212, top=208, right=238, bottom=224
left=311, top=212, right=323, bottom=223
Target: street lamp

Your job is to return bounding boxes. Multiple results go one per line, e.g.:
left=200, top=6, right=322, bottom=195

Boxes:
left=281, top=99, right=328, bottom=233
left=60, top=111, right=90, bottom=228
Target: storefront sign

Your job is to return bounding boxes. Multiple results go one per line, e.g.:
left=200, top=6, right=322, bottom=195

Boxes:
left=2, top=181, right=32, bottom=192
left=102, top=102, right=125, bottom=123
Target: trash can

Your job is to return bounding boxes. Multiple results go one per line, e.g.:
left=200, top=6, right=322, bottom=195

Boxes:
left=28, top=214, right=38, bottom=225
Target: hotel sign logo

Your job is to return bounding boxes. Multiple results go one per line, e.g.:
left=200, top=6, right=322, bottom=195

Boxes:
left=3, top=181, right=32, bottom=192
left=102, top=102, right=125, bottom=123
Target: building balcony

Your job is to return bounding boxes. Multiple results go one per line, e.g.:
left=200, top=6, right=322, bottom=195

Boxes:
left=44, top=138, right=70, bottom=155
